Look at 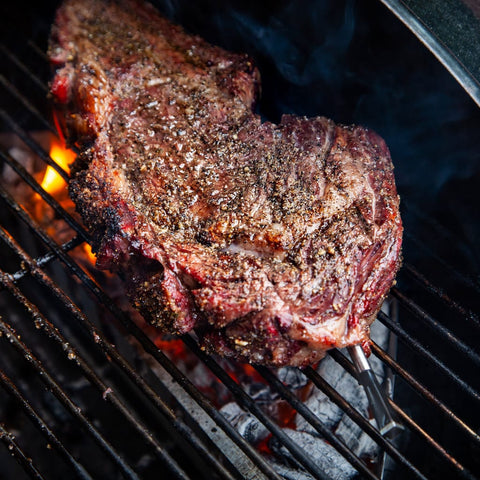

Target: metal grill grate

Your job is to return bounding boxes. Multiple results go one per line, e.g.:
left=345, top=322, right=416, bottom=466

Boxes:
left=1, top=2, right=479, bottom=479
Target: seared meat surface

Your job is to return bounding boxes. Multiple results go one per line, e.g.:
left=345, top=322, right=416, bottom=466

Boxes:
left=49, top=0, right=402, bottom=366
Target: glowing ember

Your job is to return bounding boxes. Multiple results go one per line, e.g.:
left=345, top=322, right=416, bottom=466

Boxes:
left=41, top=139, right=75, bottom=195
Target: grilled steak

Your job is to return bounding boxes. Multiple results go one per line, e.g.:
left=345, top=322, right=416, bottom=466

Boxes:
left=49, top=0, right=402, bottom=366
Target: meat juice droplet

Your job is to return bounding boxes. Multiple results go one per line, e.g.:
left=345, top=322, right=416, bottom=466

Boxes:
left=51, top=75, right=70, bottom=104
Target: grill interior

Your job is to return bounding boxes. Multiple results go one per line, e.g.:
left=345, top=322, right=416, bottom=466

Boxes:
left=1, top=1, right=480, bottom=479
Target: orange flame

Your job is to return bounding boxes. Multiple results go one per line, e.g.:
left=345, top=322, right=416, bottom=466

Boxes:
left=38, top=138, right=97, bottom=266
left=41, top=139, right=75, bottom=195
left=82, top=242, right=97, bottom=265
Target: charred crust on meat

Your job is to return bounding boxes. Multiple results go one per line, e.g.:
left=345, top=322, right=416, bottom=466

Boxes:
left=49, top=0, right=403, bottom=367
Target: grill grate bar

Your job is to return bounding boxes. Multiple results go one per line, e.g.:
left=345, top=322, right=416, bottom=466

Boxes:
left=388, top=400, right=476, bottom=480
left=377, top=311, right=480, bottom=405
left=370, top=341, right=480, bottom=447
left=183, top=334, right=332, bottom=480
left=404, top=230, right=480, bottom=295
left=11, top=236, right=84, bottom=282
left=402, top=263, right=479, bottom=328
left=402, top=200, right=480, bottom=294
left=0, top=268, right=194, bottom=480
left=0, top=225, right=240, bottom=480
left=0, top=185, right=283, bottom=480
left=0, top=368, right=94, bottom=480
left=0, top=422, right=45, bottom=480
left=1, top=110, right=70, bottom=183
left=327, top=349, right=477, bottom=480
left=27, top=40, right=50, bottom=62
left=391, top=287, right=480, bottom=366
left=302, top=365, right=428, bottom=479
left=0, top=74, right=57, bottom=134
left=0, top=147, right=86, bottom=243
left=255, top=366, right=389, bottom=480
left=0, top=319, right=140, bottom=480
left=0, top=44, right=49, bottom=94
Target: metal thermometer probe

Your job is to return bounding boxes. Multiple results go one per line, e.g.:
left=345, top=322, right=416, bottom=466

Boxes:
left=348, top=344, right=402, bottom=438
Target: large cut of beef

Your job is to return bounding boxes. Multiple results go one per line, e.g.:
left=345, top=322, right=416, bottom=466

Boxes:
left=49, top=0, right=403, bottom=366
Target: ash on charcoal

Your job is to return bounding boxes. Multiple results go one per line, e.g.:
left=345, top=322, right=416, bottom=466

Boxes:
left=270, top=428, right=357, bottom=480
left=221, top=403, right=269, bottom=444
left=276, top=367, right=310, bottom=390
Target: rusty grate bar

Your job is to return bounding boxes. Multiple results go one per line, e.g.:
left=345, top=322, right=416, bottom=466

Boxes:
left=0, top=317, right=141, bottom=480
left=0, top=368, right=93, bottom=480
left=0, top=422, right=45, bottom=480
left=377, top=311, right=480, bottom=406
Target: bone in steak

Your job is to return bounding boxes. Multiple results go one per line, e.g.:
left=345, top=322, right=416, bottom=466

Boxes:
left=48, top=0, right=402, bottom=366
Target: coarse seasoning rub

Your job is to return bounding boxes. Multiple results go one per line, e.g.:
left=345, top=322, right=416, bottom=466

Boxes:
left=49, top=0, right=403, bottom=366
